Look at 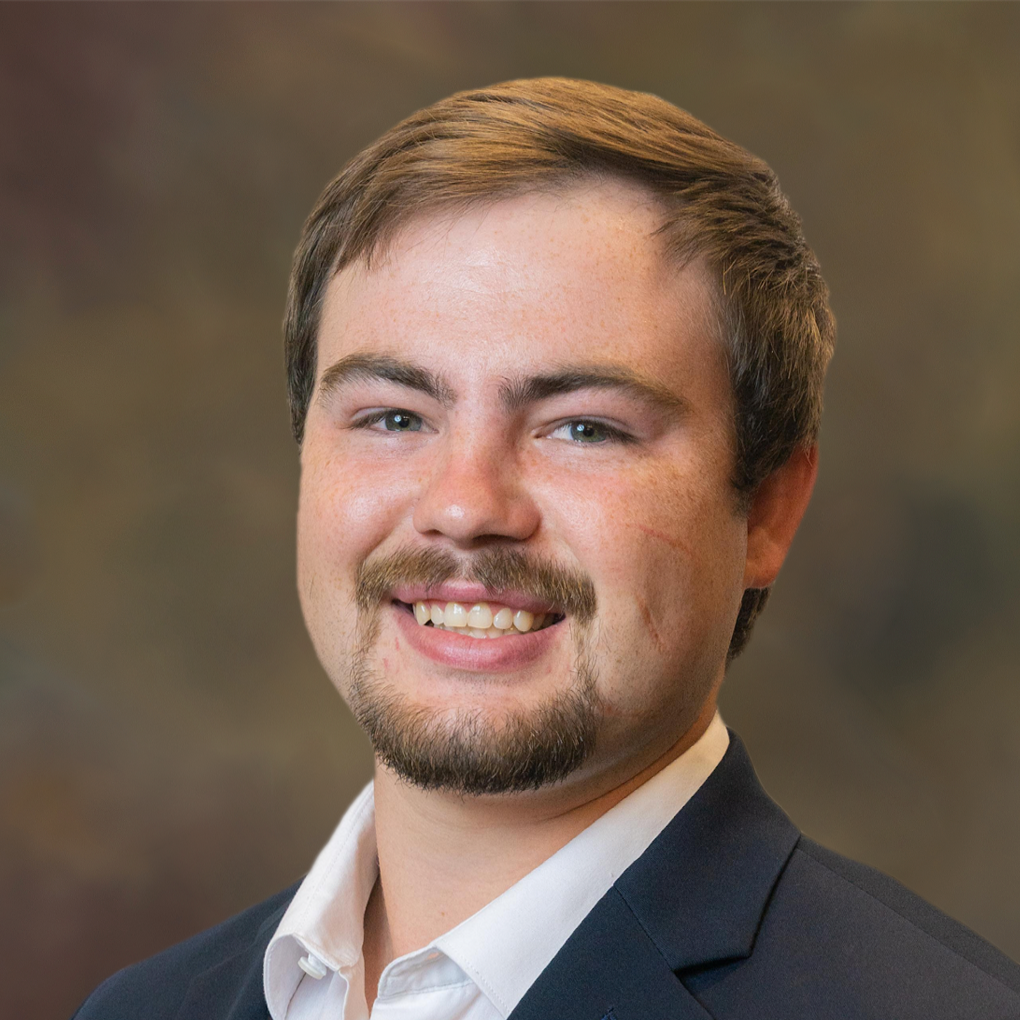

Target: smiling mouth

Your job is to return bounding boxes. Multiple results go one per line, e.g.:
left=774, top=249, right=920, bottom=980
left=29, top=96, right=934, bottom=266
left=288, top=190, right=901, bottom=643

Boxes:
left=394, top=599, right=565, bottom=639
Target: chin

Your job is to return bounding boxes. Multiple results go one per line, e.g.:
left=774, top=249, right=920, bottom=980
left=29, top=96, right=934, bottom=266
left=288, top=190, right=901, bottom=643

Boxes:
left=343, top=632, right=604, bottom=796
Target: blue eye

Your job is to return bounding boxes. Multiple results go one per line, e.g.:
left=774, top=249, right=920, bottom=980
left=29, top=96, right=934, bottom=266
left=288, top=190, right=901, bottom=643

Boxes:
left=568, top=421, right=608, bottom=443
left=381, top=410, right=423, bottom=432
left=547, top=419, right=634, bottom=445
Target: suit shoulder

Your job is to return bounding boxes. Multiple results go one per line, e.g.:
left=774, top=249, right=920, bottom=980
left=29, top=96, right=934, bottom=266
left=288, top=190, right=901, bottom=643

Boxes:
left=686, top=838, right=1020, bottom=1019
left=792, top=837, right=1020, bottom=995
left=71, top=881, right=300, bottom=1020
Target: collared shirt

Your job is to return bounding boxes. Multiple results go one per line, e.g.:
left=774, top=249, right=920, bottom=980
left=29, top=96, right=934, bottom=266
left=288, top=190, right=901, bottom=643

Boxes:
left=264, top=713, right=729, bottom=1020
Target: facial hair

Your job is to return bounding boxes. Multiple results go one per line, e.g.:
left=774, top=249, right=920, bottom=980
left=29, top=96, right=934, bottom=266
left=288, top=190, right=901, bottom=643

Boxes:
left=345, top=546, right=603, bottom=795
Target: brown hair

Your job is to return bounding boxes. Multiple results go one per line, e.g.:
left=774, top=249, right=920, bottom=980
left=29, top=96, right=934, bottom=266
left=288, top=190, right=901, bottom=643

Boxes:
left=283, top=77, right=835, bottom=660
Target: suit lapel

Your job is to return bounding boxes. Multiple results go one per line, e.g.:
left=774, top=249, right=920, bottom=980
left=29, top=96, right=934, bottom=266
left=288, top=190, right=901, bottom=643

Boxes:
left=508, top=886, right=715, bottom=1020
left=510, top=732, right=799, bottom=1020
left=616, top=732, right=800, bottom=972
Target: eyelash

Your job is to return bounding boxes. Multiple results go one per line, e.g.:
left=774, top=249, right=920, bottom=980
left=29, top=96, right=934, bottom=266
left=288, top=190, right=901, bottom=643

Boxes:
left=348, top=409, right=428, bottom=432
left=549, top=419, right=635, bottom=445
left=347, top=409, right=635, bottom=445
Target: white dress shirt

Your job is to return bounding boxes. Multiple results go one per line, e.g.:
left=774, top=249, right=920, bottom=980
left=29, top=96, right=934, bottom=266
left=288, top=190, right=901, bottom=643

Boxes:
left=263, top=713, right=729, bottom=1020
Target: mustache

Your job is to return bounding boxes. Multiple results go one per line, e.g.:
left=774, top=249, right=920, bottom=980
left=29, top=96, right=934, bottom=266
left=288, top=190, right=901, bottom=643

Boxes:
left=355, top=545, right=597, bottom=625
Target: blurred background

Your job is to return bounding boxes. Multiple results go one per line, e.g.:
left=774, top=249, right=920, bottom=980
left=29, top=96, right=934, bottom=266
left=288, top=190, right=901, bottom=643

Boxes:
left=1, top=3, right=1019, bottom=1016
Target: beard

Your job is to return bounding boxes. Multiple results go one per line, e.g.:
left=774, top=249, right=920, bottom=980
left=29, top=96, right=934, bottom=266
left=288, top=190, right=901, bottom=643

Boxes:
left=344, top=546, right=603, bottom=796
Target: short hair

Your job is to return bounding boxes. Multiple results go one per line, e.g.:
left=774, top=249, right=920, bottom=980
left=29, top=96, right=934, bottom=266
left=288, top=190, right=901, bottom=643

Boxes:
left=284, top=77, right=836, bottom=661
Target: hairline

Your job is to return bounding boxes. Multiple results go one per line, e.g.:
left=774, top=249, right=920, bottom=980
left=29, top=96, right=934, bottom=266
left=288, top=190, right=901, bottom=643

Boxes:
left=350, top=173, right=674, bottom=273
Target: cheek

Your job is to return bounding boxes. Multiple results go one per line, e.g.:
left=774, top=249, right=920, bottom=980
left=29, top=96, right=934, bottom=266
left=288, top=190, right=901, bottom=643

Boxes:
left=548, top=462, right=744, bottom=651
left=296, top=446, right=418, bottom=599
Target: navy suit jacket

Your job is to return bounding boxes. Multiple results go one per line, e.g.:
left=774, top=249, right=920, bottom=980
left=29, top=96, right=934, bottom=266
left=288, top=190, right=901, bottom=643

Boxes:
left=73, top=734, right=1020, bottom=1019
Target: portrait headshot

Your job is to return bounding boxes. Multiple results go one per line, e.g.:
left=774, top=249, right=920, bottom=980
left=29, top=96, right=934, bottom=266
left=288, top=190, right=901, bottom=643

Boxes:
left=1, top=5, right=1019, bottom=1020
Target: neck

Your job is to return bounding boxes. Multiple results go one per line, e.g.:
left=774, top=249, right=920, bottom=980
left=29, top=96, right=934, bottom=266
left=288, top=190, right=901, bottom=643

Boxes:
left=361, top=696, right=718, bottom=1001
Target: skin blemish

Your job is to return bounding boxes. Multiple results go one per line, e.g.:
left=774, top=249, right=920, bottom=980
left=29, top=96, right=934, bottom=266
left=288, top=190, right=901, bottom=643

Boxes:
left=635, top=594, right=666, bottom=654
left=629, top=522, right=695, bottom=558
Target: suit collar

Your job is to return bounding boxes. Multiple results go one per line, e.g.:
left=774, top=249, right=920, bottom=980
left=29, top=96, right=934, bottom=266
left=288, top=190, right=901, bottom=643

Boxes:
left=507, top=884, right=716, bottom=1020
left=615, top=730, right=799, bottom=972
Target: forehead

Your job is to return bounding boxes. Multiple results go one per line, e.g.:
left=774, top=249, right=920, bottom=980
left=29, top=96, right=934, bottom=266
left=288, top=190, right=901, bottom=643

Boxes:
left=317, top=180, right=723, bottom=386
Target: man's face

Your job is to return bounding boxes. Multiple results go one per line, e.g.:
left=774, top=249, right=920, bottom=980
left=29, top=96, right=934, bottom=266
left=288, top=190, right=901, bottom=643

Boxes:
left=297, top=181, right=749, bottom=798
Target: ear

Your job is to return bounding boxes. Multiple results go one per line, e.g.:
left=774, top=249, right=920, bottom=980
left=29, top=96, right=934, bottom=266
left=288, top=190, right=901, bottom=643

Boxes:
left=743, top=444, right=818, bottom=589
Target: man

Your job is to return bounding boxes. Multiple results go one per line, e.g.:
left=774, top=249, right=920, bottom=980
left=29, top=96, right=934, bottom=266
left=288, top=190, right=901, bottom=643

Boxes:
left=74, top=78, right=1020, bottom=1019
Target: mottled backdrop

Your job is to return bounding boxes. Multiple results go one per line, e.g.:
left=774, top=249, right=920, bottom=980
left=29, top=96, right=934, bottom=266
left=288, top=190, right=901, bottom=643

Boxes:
left=1, top=3, right=1018, bottom=1017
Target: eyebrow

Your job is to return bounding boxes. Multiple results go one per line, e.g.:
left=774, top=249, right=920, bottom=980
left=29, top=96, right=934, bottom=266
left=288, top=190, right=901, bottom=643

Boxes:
left=498, top=365, right=689, bottom=419
left=317, top=354, right=456, bottom=407
left=317, top=354, right=688, bottom=420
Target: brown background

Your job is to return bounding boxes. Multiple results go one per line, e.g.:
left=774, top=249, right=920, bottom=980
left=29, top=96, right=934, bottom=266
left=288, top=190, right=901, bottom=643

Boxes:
left=1, top=3, right=1019, bottom=1017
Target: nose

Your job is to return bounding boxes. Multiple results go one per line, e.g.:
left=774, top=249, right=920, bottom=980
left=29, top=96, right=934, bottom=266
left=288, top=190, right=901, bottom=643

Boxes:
left=412, top=436, right=540, bottom=547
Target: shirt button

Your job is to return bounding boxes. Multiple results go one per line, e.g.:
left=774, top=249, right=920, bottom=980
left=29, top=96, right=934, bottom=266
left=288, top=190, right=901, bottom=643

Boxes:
left=298, top=953, right=329, bottom=980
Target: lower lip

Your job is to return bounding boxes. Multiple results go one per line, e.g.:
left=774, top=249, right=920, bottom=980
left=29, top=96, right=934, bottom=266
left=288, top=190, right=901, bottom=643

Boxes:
left=391, top=603, right=563, bottom=672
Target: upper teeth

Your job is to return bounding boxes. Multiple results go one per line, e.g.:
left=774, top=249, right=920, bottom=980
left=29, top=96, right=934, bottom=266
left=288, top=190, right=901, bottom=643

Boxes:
left=412, top=600, right=549, bottom=638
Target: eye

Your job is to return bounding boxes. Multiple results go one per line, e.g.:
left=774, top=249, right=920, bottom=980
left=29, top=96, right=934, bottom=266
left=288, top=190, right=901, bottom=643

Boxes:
left=352, top=409, right=426, bottom=433
left=381, top=410, right=423, bottom=432
left=549, top=420, right=631, bottom=444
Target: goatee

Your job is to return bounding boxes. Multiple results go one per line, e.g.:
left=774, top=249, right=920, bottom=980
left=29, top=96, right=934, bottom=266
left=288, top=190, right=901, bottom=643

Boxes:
left=346, top=546, right=602, bottom=795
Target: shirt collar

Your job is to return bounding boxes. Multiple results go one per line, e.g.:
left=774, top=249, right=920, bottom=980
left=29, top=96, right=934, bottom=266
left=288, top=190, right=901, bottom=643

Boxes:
left=263, top=782, right=377, bottom=1017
